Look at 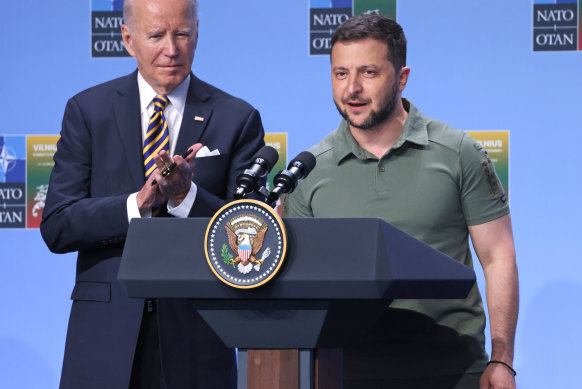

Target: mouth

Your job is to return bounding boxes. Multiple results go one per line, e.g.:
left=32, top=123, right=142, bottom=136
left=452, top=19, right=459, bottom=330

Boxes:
left=345, top=100, right=369, bottom=112
left=160, top=64, right=182, bottom=69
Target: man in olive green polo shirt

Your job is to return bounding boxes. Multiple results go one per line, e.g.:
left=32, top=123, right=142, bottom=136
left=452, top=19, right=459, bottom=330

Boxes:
left=285, top=14, right=518, bottom=389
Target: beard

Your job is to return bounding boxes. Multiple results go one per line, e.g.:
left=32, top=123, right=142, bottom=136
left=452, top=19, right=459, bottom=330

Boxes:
left=335, top=78, right=400, bottom=131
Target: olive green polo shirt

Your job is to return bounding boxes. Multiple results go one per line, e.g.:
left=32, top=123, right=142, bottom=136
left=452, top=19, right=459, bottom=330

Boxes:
left=286, top=99, right=509, bottom=380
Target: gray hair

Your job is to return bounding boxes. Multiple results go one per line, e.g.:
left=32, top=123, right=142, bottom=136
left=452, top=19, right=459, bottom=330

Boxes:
left=123, top=0, right=199, bottom=29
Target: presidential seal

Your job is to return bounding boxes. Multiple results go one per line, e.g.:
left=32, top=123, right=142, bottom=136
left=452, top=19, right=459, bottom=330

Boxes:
left=205, top=199, right=287, bottom=289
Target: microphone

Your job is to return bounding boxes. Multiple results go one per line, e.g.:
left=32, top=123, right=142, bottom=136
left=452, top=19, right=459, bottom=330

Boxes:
left=234, top=146, right=279, bottom=199
left=266, top=151, right=316, bottom=206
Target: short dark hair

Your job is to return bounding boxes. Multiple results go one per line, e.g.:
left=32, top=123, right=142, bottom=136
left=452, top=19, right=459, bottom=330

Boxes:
left=331, top=14, right=407, bottom=71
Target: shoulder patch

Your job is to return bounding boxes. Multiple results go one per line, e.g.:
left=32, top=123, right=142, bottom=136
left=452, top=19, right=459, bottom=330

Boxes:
left=474, top=143, right=507, bottom=203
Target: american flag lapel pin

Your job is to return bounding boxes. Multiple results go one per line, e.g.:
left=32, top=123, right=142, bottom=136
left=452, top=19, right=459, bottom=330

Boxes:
left=194, top=115, right=204, bottom=122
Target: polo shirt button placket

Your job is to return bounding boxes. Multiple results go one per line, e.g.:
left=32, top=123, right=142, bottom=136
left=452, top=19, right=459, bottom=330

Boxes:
left=375, top=160, right=389, bottom=192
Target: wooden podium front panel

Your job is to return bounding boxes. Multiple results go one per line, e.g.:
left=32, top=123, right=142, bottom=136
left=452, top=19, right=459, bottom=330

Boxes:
left=248, top=350, right=299, bottom=389
left=246, top=349, right=342, bottom=389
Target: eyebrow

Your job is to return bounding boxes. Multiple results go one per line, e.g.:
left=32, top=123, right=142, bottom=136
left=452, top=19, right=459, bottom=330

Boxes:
left=332, top=64, right=379, bottom=71
left=145, top=27, right=193, bottom=36
left=146, top=29, right=164, bottom=36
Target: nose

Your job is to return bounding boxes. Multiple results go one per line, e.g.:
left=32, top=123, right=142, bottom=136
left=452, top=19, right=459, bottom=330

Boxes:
left=163, top=36, right=179, bottom=57
left=346, top=74, right=362, bottom=95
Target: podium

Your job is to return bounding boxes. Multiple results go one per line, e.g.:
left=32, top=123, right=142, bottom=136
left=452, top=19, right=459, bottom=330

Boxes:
left=119, top=218, right=475, bottom=388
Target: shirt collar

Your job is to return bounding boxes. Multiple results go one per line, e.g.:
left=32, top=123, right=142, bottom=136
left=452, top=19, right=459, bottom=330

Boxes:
left=137, top=72, right=190, bottom=115
left=333, top=98, right=429, bottom=165
left=395, top=98, right=429, bottom=148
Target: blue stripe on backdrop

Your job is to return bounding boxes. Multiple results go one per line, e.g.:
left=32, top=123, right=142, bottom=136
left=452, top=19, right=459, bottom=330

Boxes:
left=311, top=0, right=332, bottom=8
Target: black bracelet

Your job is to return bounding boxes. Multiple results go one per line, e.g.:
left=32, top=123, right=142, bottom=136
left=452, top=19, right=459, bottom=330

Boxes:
left=487, top=360, right=516, bottom=376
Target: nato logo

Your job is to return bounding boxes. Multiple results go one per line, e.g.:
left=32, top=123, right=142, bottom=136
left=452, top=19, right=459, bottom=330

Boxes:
left=0, top=136, right=26, bottom=228
left=309, top=0, right=397, bottom=55
left=533, top=0, right=580, bottom=51
left=92, top=0, right=130, bottom=57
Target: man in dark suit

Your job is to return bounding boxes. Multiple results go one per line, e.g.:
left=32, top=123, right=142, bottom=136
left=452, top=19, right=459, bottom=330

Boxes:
left=40, top=0, right=264, bottom=387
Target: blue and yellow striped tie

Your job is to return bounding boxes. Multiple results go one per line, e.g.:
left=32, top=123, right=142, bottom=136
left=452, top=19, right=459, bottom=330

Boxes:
left=143, top=95, right=170, bottom=179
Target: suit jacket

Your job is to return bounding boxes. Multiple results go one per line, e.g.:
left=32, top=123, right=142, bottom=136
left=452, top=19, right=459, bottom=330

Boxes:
left=40, top=71, right=265, bottom=389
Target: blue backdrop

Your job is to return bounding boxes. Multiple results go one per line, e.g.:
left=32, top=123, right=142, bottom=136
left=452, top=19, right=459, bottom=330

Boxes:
left=1, top=1, right=581, bottom=387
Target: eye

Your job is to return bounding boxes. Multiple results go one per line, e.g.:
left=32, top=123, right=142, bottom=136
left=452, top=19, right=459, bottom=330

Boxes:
left=335, top=71, right=348, bottom=80
left=176, top=30, right=192, bottom=38
left=363, top=69, right=377, bottom=78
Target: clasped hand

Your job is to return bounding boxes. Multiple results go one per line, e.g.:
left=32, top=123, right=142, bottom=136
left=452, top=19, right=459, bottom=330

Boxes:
left=137, top=143, right=203, bottom=213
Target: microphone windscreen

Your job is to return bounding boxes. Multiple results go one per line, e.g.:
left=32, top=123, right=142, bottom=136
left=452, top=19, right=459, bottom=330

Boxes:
left=254, top=145, right=279, bottom=171
left=292, top=151, right=316, bottom=175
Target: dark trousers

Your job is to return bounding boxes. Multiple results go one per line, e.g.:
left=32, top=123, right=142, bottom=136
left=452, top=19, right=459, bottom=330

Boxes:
left=129, top=300, right=166, bottom=389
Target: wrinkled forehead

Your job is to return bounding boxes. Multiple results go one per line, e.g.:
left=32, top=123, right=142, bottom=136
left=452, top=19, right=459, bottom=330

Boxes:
left=133, top=0, right=197, bottom=30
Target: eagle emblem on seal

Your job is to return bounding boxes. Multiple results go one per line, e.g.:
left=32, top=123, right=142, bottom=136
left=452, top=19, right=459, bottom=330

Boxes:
left=224, top=214, right=272, bottom=274
left=205, top=199, right=287, bottom=289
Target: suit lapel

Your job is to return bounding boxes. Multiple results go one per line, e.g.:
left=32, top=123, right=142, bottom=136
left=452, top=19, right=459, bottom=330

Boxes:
left=112, top=71, right=145, bottom=190
left=111, top=73, right=211, bottom=190
left=175, top=74, right=214, bottom=154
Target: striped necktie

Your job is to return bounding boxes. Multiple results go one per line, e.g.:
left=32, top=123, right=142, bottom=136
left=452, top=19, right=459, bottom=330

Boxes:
left=143, top=95, right=170, bottom=179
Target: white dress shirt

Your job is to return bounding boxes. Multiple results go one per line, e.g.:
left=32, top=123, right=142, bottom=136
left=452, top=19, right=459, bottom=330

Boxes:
left=126, top=73, right=198, bottom=220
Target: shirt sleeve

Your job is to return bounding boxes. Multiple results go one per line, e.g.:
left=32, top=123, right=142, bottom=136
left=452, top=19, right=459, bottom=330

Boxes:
left=126, top=192, right=149, bottom=220
left=168, top=182, right=198, bottom=218
left=459, top=132, right=510, bottom=226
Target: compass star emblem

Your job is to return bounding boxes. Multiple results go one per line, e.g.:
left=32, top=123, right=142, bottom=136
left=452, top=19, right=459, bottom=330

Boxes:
left=0, top=144, right=18, bottom=179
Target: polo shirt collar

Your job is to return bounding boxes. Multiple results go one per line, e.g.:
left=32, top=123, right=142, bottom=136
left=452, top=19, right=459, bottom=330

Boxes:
left=333, top=120, right=366, bottom=164
left=333, top=98, right=429, bottom=165
left=395, top=98, right=429, bottom=148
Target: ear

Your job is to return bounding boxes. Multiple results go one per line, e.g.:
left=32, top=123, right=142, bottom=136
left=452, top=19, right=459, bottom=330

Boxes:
left=193, top=19, right=199, bottom=51
left=398, top=66, right=411, bottom=92
left=121, top=24, right=136, bottom=58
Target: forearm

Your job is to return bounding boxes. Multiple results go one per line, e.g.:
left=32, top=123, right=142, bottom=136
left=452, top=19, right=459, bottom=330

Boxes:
left=41, top=194, right=130, bottom=253
left=469, top=214, right=519, bottom=367
left=484, top=258, right=519, bottom=363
